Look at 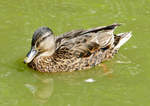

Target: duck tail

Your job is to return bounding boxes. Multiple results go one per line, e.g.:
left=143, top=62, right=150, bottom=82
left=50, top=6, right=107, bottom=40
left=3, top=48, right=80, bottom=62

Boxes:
left=114, top=32, right=132, bottom=50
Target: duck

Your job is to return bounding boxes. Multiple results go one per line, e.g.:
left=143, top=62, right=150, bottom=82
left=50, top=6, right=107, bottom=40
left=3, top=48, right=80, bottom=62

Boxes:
left=24, top=23, right=132, bottom=72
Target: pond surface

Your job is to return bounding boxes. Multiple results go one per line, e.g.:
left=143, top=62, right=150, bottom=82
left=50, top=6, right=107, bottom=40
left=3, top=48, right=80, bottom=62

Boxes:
left=0, top=0, right=150, bottom=106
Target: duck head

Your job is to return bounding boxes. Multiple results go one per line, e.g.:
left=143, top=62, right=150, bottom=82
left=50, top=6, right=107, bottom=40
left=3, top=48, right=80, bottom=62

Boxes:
left=24, top=27, right=56, bottom=63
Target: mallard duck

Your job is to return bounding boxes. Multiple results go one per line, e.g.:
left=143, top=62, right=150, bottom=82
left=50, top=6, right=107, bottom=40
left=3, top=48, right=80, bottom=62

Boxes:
left=24, top=24, right=132, bottom=72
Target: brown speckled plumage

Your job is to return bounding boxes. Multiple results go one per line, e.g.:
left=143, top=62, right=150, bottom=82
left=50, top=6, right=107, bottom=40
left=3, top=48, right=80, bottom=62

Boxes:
left=25, top=24, right=132, bottom=72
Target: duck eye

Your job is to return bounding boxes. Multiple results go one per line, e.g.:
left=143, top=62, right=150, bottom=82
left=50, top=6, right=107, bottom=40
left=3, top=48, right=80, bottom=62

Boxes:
left=42, top=36, right=47, bottom=41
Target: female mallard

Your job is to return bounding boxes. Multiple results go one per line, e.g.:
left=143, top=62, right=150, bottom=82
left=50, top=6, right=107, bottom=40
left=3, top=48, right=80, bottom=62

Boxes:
left=24, top=24, right=132, bottom=72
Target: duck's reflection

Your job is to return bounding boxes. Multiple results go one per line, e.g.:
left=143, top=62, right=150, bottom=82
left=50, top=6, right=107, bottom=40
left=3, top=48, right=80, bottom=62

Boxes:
left=26, top=73, right=54, bottom=104
left=34, top=75, right=53, bottom=103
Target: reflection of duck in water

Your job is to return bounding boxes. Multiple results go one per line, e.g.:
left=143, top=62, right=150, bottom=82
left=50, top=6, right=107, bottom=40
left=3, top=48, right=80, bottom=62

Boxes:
left=34, top=74, right=53, bottom=103
left=25, top=74, right=53, bottom=103
left=24, top=24, right=132, bottom=72
left=35, top=79, right=53, bottom=103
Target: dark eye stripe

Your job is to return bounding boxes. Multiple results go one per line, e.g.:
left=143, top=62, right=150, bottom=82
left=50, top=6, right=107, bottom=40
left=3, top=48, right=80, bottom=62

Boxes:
left=36, top=41, right=40, bottom=47
left=42, top=36, right=48, bottom=41
left=36, top=35, right=50, bottom=47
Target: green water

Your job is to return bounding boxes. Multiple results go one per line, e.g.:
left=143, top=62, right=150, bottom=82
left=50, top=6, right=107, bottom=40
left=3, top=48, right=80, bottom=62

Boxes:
left=0, top=0, right=150, bottom=106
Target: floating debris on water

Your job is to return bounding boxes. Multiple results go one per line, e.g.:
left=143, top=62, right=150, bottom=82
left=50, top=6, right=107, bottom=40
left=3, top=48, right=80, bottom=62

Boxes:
left=85, top=78, right=95, bottom=83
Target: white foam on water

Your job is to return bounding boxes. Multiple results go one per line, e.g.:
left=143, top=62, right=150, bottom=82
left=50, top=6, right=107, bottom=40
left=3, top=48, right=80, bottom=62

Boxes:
left=85, top=78, right=96, bottom=83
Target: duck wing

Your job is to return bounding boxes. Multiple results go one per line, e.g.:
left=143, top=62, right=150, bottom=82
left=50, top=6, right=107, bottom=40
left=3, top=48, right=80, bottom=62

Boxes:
left=56, top=23, right=120, bottom=46
left=56, top=24, right=121, bottom=58
left=80, top=23, right=121, bottom=35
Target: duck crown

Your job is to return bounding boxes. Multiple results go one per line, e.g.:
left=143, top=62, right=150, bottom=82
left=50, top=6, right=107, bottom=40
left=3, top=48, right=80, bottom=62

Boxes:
left=32, top=26, right=53, bottom=46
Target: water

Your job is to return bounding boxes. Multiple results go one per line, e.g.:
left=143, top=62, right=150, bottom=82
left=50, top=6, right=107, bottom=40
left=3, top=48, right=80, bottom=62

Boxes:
left=0, top=0, right=150, bottom=106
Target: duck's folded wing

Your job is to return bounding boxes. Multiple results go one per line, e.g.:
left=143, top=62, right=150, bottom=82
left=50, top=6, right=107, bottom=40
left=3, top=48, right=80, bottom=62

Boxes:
left=56, top=23, right=121, bottom=55
left=56, top=23, right=120, bottom=45
left=80, top=23, right=121, bottom=35
left=70, top=42, right=100, bottom=58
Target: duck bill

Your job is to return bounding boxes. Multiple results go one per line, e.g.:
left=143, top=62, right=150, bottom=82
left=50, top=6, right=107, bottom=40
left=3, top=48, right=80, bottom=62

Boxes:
left=24, top=48, right=38, bottom=64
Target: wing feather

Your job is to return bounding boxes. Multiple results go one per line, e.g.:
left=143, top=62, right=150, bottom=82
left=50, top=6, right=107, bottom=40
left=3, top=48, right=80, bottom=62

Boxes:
left=55, top=23, right=121, bottom=58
